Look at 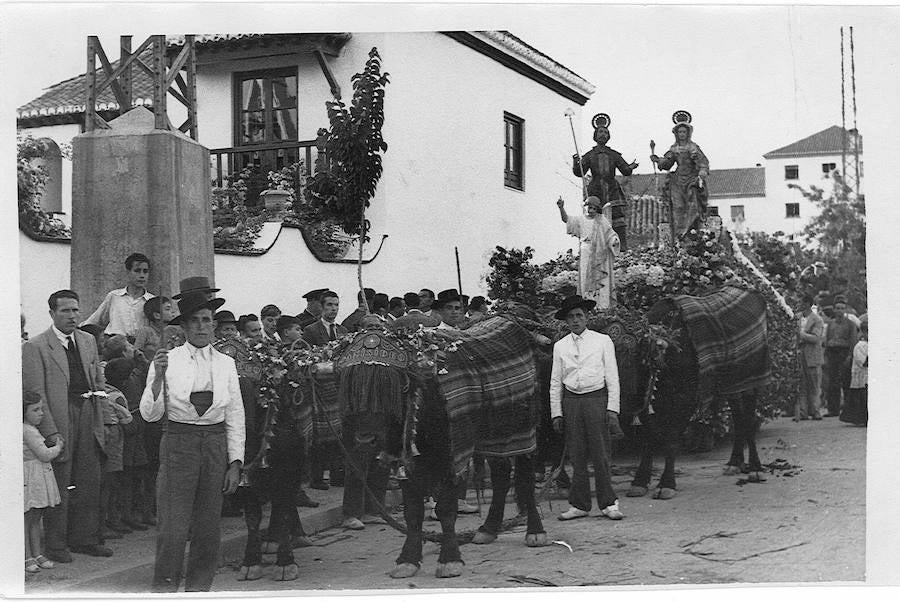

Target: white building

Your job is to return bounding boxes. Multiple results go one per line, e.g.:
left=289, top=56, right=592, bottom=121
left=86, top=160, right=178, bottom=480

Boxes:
left=17, top=32, right=594, bottom=329
left=620, top=125, right=863, bottom=239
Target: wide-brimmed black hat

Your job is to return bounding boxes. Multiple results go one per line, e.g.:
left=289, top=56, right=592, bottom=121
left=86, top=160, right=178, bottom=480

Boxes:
left=214, top=310, right=237, bottom=324
left=554, top=295, right=596, bottom=320
left=169, top=290, right=225, bottom=325
left=433, top=288, right=462, bottom=309
left=469, top=296, right=490, bottom=309
left=172, top=276, right=220, bottom=300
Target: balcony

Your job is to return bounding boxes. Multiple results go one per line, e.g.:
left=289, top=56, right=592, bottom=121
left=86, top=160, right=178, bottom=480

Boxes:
left=210, top=139, right=322, bottom=206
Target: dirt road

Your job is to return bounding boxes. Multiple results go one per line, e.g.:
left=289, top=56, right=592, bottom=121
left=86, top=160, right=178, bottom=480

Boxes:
left=28, top=416, right=865, bottom=593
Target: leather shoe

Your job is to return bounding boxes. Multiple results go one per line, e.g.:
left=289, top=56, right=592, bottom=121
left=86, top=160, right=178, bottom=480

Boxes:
left=295, top=490, right=320, bottom=508
left=558, top=507, right=590, bottom=521
left=600, top=501, right=624, bottom=520
left=43, top=549, right=72, bottom=563
left=342, top=517, right=365, bottom=530
left=309, top=480, right=329, bottom=491
left=458, top=500, right=479, bottom=514
left=71, top=544, right=113, bottom=557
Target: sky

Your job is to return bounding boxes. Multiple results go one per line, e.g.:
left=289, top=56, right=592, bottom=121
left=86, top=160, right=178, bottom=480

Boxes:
left=3, top=3, right=898, bottom=171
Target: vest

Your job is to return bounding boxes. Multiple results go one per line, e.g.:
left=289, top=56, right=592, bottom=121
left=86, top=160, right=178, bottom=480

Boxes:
left=65, top=337, right=91, bottom=398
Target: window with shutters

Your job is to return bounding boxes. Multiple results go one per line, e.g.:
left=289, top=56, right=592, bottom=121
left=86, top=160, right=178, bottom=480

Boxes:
left=504, top=112, right=524, bottom=190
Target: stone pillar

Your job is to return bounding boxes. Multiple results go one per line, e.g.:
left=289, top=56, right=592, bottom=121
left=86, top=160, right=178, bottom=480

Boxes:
left=71, top=107, right=212, bottom=312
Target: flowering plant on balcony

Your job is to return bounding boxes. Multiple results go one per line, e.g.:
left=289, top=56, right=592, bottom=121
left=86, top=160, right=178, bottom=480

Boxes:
left=17, top=135, right=71, bottom=240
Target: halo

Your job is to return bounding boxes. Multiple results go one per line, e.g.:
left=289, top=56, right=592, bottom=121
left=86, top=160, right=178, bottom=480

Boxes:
left=592, top=113, right=611, bottom=130
left=672, top=110, right=692, bottom=125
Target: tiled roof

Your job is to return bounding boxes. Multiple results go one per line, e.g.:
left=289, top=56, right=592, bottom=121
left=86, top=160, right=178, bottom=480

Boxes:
left=763, top=125, right=863, bottom=158
left=16, top=34, right=350, bottom=124
left=619, top=167, right=765, bottom=199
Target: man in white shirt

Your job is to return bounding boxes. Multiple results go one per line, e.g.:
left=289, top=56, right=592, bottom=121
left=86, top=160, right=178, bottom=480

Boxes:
left=81, top=253, right=154, bottom=339
left=550, top=295, right=624, bottom=521
left=141, top=287, right=245, bottom=592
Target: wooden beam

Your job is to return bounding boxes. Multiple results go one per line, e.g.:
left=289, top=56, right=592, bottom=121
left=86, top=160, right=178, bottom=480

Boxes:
left=134, top=56, right=156, bottom=79
left=168, top=85, right=190, bottom=108
left=91, top=112, right=111, bottom=129
left=165, top=41, right=192, bottom=89
left=96, top=36, right=153, bottom=92
left=94, top=41, right=130, bottom=112
left=185, top=35, right=198, bottom=139
left=313, top=48, right=341, bottom=100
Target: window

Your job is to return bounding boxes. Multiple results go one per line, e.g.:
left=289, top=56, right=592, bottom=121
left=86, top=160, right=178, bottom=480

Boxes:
left=784, top=165, right=799, bottom=180
left=234, top=68, right=298, bottom=146
left=786, top=203, right=800, bottom=218
left=730, top=205, right=745, bottom=222
left=708, top=206, right=719, bottom=217
left=822, top=162, right=837, bottom=175
left=504, top=112, right=524, bottom=190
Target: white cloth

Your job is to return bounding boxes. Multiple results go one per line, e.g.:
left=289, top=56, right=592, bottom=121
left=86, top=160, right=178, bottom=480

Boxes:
left=565, top=213, right=620, bottom=310
left=140, top=343, right=246, bottom=463
left=82, top=288, right=154, bottom=336
left=850, top=340, right=868, bottom=388
left=550, top=328, right=620, bottom=418
left=23, top=423, right=61, bottom=511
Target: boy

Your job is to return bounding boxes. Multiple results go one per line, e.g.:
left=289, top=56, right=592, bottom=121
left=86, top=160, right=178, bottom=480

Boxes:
left=214, top=311, right=240, bottom=341
left=238, top=314, right=263, bottom=344
left=135, top=296, right=176, bottom=361
left=276, top=315, right=304, bottom=343
left=260, top=304, right=282, bottom=342
left=82, top=253, right=154, bottom=339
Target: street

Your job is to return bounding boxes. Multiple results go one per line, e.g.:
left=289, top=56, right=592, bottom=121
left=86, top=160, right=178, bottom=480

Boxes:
left=26, top=415, right=865, bottom=593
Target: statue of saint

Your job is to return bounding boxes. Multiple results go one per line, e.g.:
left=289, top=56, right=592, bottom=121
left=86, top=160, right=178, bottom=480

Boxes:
left=650, top=111, right=710, bottom=239
left=572, top=113, right=638, bottom=249
left=557, top=196, right=620, bottom=310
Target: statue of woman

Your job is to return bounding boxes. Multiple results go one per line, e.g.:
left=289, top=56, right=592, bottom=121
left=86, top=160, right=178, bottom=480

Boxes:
left=650, top=111, right=709, bottom=239
left=556, top=196, right=620, bottom=310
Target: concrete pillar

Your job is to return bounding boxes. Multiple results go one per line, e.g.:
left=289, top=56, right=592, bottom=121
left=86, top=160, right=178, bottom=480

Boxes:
left=71, top=107, right=212, bottom=312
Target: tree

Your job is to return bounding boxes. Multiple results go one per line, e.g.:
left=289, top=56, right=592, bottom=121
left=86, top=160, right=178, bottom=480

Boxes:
left=793, top=173, right=867, bottom=308
left=305, top=48, right=390, bottom=304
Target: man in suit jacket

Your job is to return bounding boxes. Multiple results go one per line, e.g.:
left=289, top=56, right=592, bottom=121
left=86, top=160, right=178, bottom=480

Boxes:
left=390, top=292, right=440, bottom=332
left=797, top=292, right=825, bottom=421
left=302, top=291, right=348, bottom=346
left=22, top=289, right=109, bottom=561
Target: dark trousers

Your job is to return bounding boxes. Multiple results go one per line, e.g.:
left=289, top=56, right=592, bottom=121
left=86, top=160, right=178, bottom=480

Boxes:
left=342, top=413, right=391, bottom=518
left=152, top=422, right=227, bottom=593
left=825, top=347, right=851, bottom=415
left=100, top=470, right=124, bottom=529
left=563, top=389, right=617, bottom=511
left=46, top=396, right=103, bottom=552
left=121, top=465, right=152, bottom=521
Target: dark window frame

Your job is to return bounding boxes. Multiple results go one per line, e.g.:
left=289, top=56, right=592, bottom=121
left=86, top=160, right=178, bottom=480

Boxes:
left=822, top=162, right=837, bottom=174
left=786, top=202, right=800, bottom=218
left=708, top=206, right=719, bottom=217
left=730, top=205, right=745, bottom=222
left=503, top=112, right=524, bottom=190
left=784, top=165, right=799, bottom=180
left=232, top=66, right=299, bottom=148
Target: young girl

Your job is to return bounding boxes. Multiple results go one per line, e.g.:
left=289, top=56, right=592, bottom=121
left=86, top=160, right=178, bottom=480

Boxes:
left=841, top=320, right=869, bottom=427
left=23, top=391, right=63, bottom=573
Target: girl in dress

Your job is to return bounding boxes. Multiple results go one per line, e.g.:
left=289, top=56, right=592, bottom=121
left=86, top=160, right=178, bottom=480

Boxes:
left=23, top=391, right=63, bottom=573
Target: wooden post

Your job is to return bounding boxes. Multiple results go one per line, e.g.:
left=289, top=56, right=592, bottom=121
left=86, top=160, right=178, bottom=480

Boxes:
left=152, top=35, right=167, bottom=130
left=120, top=36, right=132, bottom=111
left=455, top=247, right=463, bottom=297
left=86, top=36, right=98, bottom=133
left=185, top=35, right=198, bottom=140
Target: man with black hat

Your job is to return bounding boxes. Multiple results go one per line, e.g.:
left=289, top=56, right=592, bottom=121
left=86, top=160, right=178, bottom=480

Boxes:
left=214, top=310, right=239, bottom=341
left=550, top=295, right=624, bottom=521
left=433, top=289, right=464, bottom=329
left=172, top=275, right=220, bottom=302
left=297, top=289, right=326, bottom=329
left=140, top=285, right=245, bottom=592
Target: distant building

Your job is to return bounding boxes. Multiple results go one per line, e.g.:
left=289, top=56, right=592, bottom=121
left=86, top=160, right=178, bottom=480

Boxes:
left=619, top=125, right=863, bottom=240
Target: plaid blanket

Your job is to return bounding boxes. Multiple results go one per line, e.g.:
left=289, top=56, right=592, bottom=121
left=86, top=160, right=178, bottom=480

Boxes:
left=437, top=316, right=538, bottom=477
left=671, top=286, right=770, bottom=407
left=295, top=376, right=342, bottom=446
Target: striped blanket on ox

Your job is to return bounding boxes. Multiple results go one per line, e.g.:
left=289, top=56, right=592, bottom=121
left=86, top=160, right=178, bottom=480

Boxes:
left=294, top=376, right=343, bottom=446
left=670, top=286, right=770, bottom=408
left=437, top=316, right=538, bottom=477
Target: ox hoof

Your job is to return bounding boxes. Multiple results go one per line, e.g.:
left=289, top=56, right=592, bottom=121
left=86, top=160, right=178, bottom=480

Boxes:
left=389, top=563, right=419, bottom=579
left=627, top=485, right=649, bottom=497
left=653, top=488, right=676, bottom=500
left=435, top=561, right=463, bottom=578
left=272, top=563, right=299, bottom=581
left=472, top=531, right=497, bottom=545
left=261, top=541, right=279, bottom=554
left=525, top=532, right=549, bottom=547
left=237, top=565, right=263, bottom=581
left=723, top=465, right=742, bottom=476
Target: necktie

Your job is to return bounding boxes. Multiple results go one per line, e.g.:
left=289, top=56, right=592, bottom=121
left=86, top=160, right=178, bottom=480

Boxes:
left=329, top=323, right=336, bottom=341
left=67, top=336, right=76, bottom=354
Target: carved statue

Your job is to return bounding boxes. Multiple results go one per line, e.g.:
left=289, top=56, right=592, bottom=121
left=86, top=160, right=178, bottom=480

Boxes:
left=650, top=111, right=710, bottom=240
left=572, top=113, right=638, bottom=249
left=557, top=196, right=620, bottom=310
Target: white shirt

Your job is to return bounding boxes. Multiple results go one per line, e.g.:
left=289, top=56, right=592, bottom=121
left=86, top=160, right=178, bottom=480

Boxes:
left=140, top=342, right=245, bottom=463
left=82, top=287, right=154, bottom=336
left=549, top=328, right=620, bottom=418
left=52, top=324, right=76, bottom=348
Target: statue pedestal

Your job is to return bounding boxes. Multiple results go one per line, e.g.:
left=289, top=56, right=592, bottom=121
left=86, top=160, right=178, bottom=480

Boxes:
left=70, top=107, right=212, bottom=309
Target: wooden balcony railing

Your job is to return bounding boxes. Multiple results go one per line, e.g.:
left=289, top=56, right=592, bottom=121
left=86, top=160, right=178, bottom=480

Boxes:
left=209, top=140, right=322, bottom=205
